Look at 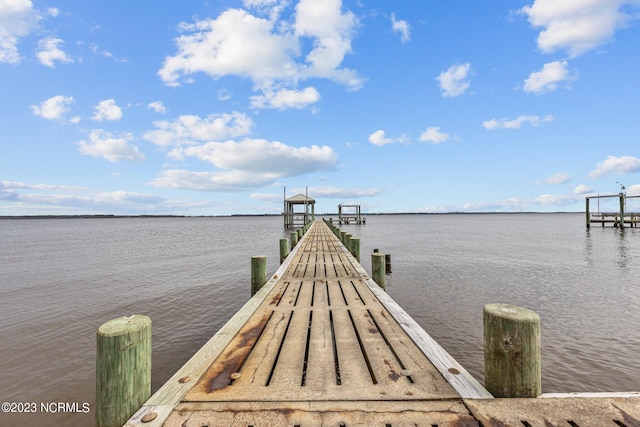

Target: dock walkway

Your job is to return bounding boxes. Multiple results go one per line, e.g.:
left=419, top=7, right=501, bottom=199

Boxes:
left=126, top=220, right=640, bottom=427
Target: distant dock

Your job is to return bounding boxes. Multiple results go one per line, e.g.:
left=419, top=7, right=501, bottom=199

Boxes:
left=96, top=220, right=640, bottom=426
left=586, top=193, right=640, bottom=228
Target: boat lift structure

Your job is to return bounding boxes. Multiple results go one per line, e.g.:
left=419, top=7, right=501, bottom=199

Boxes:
left=586, top=192, right=640, bottom=228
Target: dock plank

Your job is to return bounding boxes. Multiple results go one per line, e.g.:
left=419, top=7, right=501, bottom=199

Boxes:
left=465, top=397, right=640, bottom=426
left=165, top=400, right=478, bottom=426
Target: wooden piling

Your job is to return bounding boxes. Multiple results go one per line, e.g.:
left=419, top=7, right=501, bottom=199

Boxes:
left=345, top=233, right=352, bottom=252
left=350, top=237, right=360, bottom=262
left=371, top=253, right=386, bottom=290
left=96, top=315, right=151, bottom=427
left=290, top=231, right=298, bottom=247
left=585, top=197, right=590, bottom=228
left=385, top=253, right=392, bottom=274
left=251, top=256, right=267, bottom=296
left=279, top=238, right=289, bottom=264
left=483, top=303, right=541, bottom=398
left=619, top=193, right=625, bottom=229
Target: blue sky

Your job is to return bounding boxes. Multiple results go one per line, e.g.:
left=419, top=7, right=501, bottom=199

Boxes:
left=2, top=0, right=640, bottom=215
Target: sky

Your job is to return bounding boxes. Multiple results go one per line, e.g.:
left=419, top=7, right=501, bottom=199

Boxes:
left=1, top=0, right=640, bottom=216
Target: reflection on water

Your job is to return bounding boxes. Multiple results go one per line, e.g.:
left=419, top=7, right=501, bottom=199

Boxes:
left=1, top=214, right=639, bottom=427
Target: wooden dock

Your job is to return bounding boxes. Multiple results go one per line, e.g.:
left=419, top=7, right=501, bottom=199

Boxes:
left=123, top=220, right=640, bottom=427
left=586, top=193, right=640, bottom=228
left=587, top=213, right=640, bottom=228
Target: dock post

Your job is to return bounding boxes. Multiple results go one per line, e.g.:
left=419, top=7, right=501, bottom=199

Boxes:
left=290, top=231, right=298, bottom=248
left=345, top=233, right=352, bottom=252
left=340, top=231, right=346, bottom=244
left=585, top=197, right=590, bottom=228
left=96, top=315, right=151, bottom=427
left=297, top=229, right=303, bottom=240
left=251, top=256, right=268, bottom=296
left=483, top=303, right=541, bottom=398
left=279, top=238, right=290, bottom=264
left=351, top=237, right=360, bottom=262
left=385, top=253, right=392, bottom=274
left=620, top=193, right=625, bottom=229
left=371, top=253, right=386, bottom=290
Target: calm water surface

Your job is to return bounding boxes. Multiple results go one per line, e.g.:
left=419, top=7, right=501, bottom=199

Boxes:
left=1, top=214, right=639, bottom=426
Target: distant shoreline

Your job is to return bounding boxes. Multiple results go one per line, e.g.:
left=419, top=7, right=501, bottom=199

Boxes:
left=0, top=212, right=582, bottom=220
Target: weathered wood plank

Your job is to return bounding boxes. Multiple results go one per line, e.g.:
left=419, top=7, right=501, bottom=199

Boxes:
left=304, top=308, right=336, bottom=391
left=465, top=397, right=640, bottom=426
left=165, top=400, right=477, bottom=426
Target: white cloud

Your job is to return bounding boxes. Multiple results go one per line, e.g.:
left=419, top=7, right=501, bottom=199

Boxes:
left=368, top=129, right=394, bottom=146
left=419, top=127, right=451, bottom=144
left=250, top=86, right=320, bottom=109
left=483, top=114, right=553, bottom=130
left=0, top=180, right=85, bottom=192
left=250, top=192, right=284, bottom=202
left=0, top=181, right=196, bottom=214
left=293, top=0, right=360, bottom=86
left=627, top=184, right=640, bottom=197
left=463, top=193, right=583, bottom=212
left=305, top=185, right=383, bottom=198
left=437, top=63, right=471, bottom=97
left=536, top=172, right=570, bottom=185
left=147, top=101, right=167, bottom=114
left=47, top=7, right=59, bottom=17
left=89, top=43, right=128, bottom=63
left=151, top=134, right=338, bottom=192
left=94, top=191, right=165, bottom=205
left=588, top=155, right=640, bottom=178
left=159, top=9, right=298, bottom=87
left=520, top=0, right=640, bottom=57
left=574, top=184, right=593, bottom=194
left=76, top=129, right=145, bottom=162
left=176, top=138, right=338, bottom=177
left=36, top=37, right=73, bottom=68
left=150, top=169, right=278, bottom=192
left=248, top=186, right=382, bottom=207
left=91, top=99, right=123, bottom=121
left=158, top=2, right=362, bottom=108
left=391, top=13, right=410, bottom=43
left=243, top=0, right=288, bottom=22
left=0, top=0, right=40, bottom=63
left=143, top=112, right=253, bottom=147
left=217, top=89, right=232, bottom=101
left=31, top=95, right=74, bottom=120
left=523, top=61, right=577, bottom=94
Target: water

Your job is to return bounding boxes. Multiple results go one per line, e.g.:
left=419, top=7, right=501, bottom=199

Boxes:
left=1, top=214, right=639, bottom=426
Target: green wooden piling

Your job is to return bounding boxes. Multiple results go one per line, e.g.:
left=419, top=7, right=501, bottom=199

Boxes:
left=371, top=253, right=386, bottom=290
left=251, top=256, right=268, bottom=296
left=279, top=238, right=290, bottom=264
left=483, top=303, right=541, bottom=398
left=96, top=315, right=151, bottom=427
left=585, top=197, right=590, bottom=228
left=291, top=231, right=298, bottom=247
left=340, top=231, right=346, bottom=244
left=620, top=193, right=625, bottom=229
left=350, top=237, right=360, bottom=262
left=345, top=233, right=352, bottom=252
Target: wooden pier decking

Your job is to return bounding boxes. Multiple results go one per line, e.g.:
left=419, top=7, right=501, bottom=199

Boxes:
left=125, top=220, right=640, bottom=427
